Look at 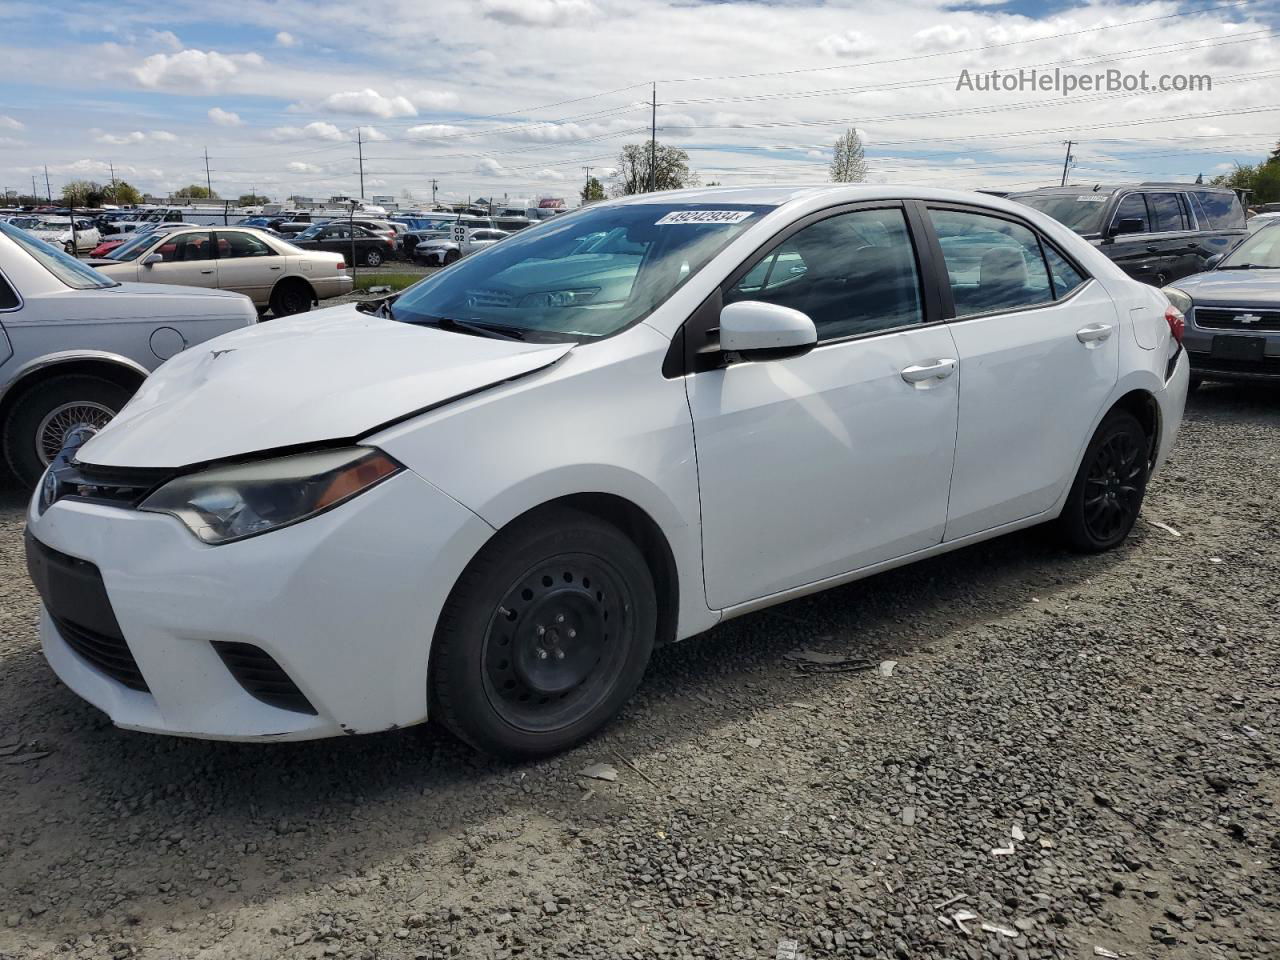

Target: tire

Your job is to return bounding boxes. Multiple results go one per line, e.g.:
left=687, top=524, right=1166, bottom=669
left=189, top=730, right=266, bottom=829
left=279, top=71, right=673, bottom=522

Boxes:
left=364, top=248, right=383, bottom=267
left=444, top=249, right=460, bottom=265
left=64, top=242, right=76, bottom=255
left=3, top=375, right=133, bottom=486
left=269, top=279, right=312, bottom=317
left=430, top=506, right=657, bottom=759
left=1057, top=409, right=1150, bottom=553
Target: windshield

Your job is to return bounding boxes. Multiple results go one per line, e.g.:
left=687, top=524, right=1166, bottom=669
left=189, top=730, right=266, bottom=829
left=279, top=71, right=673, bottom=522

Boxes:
left=392, top=202, right=771, bottom=341
left=0, top=220, right=117, bottom=289
left=106, top=230, right=163, bottom=261
left=32, top=219, right=71, bottom=232
left=1219, top=221, right=1280, bottom=269
left=1010, top=193, right=1109, bottom=234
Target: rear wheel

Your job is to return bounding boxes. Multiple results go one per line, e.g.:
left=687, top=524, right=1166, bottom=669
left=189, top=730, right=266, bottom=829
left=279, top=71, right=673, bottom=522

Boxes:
left=1188, top=375, right=1203, bottom=393
left=3, top=375, right=132, bottom=486
left=430, top=507, right=656, bottom=758
left=364, top=248, right=384, bottom=267
left=269, top=279, right=312, bottom=317
left=1057, top=409, right=1149, bottom=552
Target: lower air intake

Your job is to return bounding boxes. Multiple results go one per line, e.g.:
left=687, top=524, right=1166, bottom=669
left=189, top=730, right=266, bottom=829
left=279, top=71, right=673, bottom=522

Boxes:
left=212, top=642, right=317, bottom=715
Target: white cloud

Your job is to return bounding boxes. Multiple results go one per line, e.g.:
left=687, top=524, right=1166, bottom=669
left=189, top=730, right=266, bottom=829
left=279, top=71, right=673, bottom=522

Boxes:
left=93, top=129, right=176, bottom=144
left=537, top=168, right=565, bottom=180
left=270, top=121, right=346, bottom=142
left=0, top=115, right=24, bottom=131
left=406, top=123, right=467, bottom=139
left=131, top=49, right=265, bottom=92
left=479, top=0, right=596, bottom=26
left=818, top=30, right=874, bottom=59
left=275, top=31, right=299, bottom=48
left=475, top=157, right=508, bottom=176
left=321, top=89, right=417, bottom=118
left=146, top=30, right=182, bottom=51
left=287, top=161, right=322, bottom=174
left=409, top=89, right=459, bottom=110
left=912, top=25, right=972, bottom=51
left=356, top=125, right=388, bottom=141
left=0, top=137, right=26, bottom=148
left=208, top=107, right=242, bottom=126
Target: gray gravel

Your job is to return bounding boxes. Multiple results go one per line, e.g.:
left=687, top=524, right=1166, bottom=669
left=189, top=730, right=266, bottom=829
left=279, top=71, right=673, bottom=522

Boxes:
left=1, top=384, right=1277, bottom=960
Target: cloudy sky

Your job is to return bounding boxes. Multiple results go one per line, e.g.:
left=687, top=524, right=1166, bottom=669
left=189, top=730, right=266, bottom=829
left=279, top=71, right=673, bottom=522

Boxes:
left=0, top=0, right=1277, bottom=207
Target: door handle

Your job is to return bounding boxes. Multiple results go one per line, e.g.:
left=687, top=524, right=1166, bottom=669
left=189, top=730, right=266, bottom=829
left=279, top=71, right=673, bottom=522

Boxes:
left=1145, top=245, right=1160, bottom=253
left=1076, top=323, right=1113, bottom=343
left=901, top=358, right=956, bottom=383
left=200, top=269, right=214, bottom=275
left=269, top=265, right=281, bottom=270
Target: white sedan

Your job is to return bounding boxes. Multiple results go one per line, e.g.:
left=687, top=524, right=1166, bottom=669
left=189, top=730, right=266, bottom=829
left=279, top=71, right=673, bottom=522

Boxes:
left=92, top=226, right=352, bottom=316
left=25, top=217, right=101, bottom=254
left=25, top=185, right=1188, bottom=757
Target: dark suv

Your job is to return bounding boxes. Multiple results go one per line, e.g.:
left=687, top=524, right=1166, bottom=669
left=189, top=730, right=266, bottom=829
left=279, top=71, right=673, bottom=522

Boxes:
left=1010, top=183, right=1246, bottom=286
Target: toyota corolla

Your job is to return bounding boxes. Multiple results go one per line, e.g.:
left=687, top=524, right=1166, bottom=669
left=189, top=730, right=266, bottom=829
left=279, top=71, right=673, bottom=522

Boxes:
left=25, top=186, right=1188, bottom=757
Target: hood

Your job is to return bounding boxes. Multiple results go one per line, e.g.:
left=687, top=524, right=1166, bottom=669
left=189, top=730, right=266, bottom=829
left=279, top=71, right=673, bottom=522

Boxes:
left=1173, top=269, right=1280, bottom=307
left=78, top=304, right=574, bottom=470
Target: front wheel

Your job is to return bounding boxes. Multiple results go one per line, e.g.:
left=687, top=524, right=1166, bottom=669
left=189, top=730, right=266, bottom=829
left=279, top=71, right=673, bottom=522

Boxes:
left=444, top=249, right=460, bottom=265
left=3, top=376, right=132, bottom=486
left=1057, top=409, right=1149, bottom=553
left=430, top=507, right=656, bottom=758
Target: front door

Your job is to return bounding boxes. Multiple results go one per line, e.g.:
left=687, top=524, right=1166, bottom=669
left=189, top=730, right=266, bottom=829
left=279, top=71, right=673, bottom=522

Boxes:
left=687, top=205, right=960, bottom=609
left=142, top=231, right=218, bottom=289
left=925, top=206, right=1121, bottom=540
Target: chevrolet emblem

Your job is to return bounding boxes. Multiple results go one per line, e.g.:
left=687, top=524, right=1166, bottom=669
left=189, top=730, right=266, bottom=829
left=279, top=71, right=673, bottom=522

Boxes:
left=1236, top=313, right=1262, bottom=324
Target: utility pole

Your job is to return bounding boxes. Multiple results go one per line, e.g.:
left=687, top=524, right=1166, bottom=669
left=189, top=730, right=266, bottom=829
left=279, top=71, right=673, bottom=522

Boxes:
left=430, top=179, right=438, bottom=207
left=43, top=165, right=52, bottom=204
left=356, top=127, right=365, bottom=200
left=649, top=82, right=657, bottom=193
left=203, top=146, right=213, bottom=198
left=582, top=165, right=593, bottom=202
left=31, top=175, right=37, bottom=204
left=1060, top=140, right=1075, bottom=187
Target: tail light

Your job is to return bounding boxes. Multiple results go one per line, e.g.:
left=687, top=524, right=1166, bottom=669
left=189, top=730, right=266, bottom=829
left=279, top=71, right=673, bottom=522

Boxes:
left=1164, top=305, right=1185, bottom=345
left=336, top=260, right=346, bottom=271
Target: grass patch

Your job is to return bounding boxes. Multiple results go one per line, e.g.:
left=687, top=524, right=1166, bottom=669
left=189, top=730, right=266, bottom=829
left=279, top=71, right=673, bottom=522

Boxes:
left=352, top=272, right=427, bottom=293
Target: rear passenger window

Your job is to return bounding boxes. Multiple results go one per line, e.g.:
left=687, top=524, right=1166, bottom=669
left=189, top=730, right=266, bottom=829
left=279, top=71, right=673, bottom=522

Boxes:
left=0, top=274, right=18, bottom=309
left=1147, top=193, right=1185, bottom=232
left=726, top=208, right=923, bottom=341
left=1192, top=189, right=1246, bottom=230
left=929, top=210, right=1053, bottom=317
left=1042, top=245, right=1087, bottom=299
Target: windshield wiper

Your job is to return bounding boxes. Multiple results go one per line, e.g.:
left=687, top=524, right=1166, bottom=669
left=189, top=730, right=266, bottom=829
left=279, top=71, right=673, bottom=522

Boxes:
left=1217, top=263, right=1262, bottom=270
left=428, top=316, right=527, bottom=341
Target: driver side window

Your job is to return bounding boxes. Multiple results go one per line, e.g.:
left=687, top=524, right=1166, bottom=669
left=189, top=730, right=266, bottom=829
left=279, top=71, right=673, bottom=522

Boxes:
left=1111, top=194, right=1149, bottom=234
left=726, top=208, right=923, bottom=341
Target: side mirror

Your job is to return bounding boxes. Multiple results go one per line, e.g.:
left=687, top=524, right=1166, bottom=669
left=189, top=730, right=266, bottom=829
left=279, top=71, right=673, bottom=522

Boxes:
left=719, top=300, right=817, bottom=362
left=1112, top=218, right=1145, bottom=236
left=142, top=253, right=163, bottom=266
left=1205, top=253, right=1225, bottom=269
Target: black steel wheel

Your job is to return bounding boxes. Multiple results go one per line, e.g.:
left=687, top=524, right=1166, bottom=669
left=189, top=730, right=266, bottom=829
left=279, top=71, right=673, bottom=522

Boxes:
left=1058, top=409, right=1149, bottom=552
left=430, top=506, right=656, bottom=758
left=269, top=279, right=312, bottom=317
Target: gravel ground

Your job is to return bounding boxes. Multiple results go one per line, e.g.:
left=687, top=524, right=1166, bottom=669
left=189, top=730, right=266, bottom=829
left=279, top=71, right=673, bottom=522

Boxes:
left=0, top=385, right=1277, bottom=960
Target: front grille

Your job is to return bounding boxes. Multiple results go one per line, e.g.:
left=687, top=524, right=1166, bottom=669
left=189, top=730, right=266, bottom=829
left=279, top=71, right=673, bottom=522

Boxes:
left=1194, top=307, right=1280, bottom=331
left=45, top=461, right=172, bottom=511
left=52, top=615, right=149, bottom=691
left=212, top=642, right=317, bottom=715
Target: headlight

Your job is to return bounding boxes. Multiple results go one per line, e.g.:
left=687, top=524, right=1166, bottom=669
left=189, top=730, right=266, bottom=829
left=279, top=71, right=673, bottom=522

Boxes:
left=518, top=287, right=600, bottom=308
left=140, top=447, right=401, bottom=545
left=1162, top=286, right=1193, bottom=315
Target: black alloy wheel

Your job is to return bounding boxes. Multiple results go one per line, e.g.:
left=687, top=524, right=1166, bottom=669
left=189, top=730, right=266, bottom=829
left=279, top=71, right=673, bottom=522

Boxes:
left=1058, top=409, right=1149, bottom=552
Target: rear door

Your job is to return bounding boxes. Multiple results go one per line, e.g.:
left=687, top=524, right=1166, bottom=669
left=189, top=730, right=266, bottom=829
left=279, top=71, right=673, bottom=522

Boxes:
left=923, top=205, right=1120, bottom=540
left=213, top=230, right=281, bottom=305
left=1145, top=191, right=1196, bottom=283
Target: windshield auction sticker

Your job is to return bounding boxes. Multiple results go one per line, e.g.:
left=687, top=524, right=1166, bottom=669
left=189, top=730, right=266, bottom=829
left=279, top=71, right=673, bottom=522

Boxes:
left=655, top=210, right=754, bottom=225
left=1074, top=195, right=1108, bottom=202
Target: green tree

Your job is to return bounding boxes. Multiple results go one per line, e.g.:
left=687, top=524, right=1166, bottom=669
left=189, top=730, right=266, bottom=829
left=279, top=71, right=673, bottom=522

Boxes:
left=1254, top=161, right=1280, bottom=204
left=103, top=181, right=143, bottom=206
left=61, top=180, right=106, bottom=207
left=613, top=142, right=697, bottom=195
left=580, top=176, right=605, bottom=203
left=829, top=127, right=867, bottom=183
left=238, top=193, right=270, bottom=205
left=1210, top=162, right=1259, bottom=193
left=173, top=184, right=219, bottom=200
